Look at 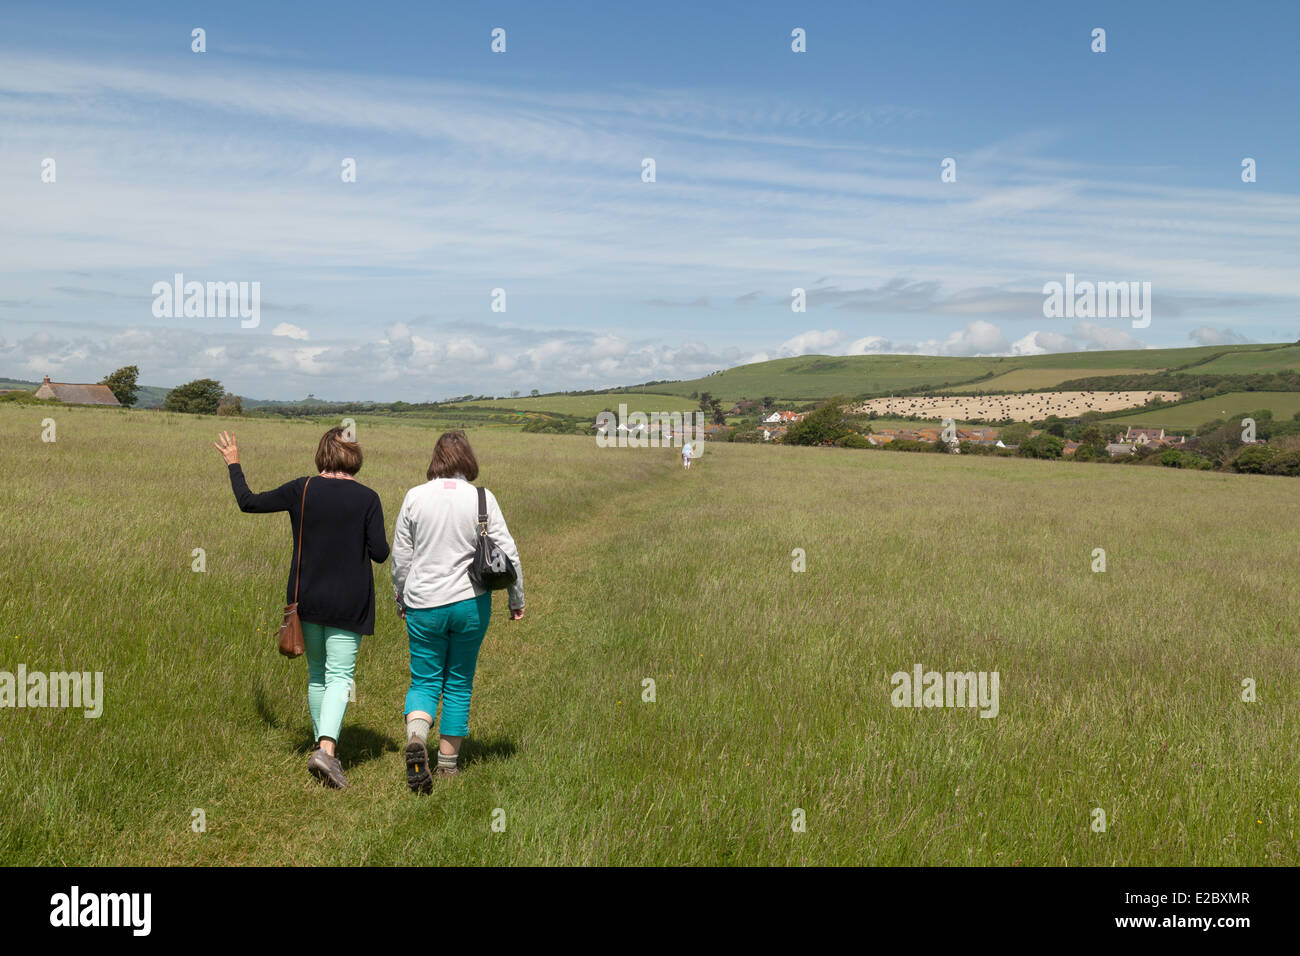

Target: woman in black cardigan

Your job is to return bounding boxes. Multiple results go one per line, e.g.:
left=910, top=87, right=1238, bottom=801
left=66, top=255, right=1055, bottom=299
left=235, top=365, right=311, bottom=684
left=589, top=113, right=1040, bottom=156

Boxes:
left=214, top=426, right=389, bottom=789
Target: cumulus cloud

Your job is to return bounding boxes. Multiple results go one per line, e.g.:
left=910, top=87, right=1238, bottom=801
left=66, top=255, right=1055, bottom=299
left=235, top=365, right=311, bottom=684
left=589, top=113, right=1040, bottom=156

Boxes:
left=766, top=320, right=1153, bottom=362
left=843, top=336, right=897, bottom=355
left=1011, top=330, right=1074, bottom=355
left=1188, top=326, right=1251, bottom=346
left=1070, top=321, right=1148, bottom=351
left=271, top=322, right=309, bottom=340
left=2, top=311, right=1163, bottom=402
left=776, top=329, right=843, bottom=355
left=918, top=320, right=1010, bottom=356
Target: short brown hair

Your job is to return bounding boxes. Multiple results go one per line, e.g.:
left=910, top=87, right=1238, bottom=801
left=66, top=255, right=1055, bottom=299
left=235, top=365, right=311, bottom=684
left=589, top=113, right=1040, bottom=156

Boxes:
left=315, top=426, right=363, bottom=475
left=426, top=430, right=478, bottom=481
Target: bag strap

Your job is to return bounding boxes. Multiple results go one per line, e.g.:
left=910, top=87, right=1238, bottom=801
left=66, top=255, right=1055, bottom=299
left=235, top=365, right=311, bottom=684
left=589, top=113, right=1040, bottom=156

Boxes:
left=476, top=485, right=488, bottom=534
left=293, top=477, right=312, bottom=603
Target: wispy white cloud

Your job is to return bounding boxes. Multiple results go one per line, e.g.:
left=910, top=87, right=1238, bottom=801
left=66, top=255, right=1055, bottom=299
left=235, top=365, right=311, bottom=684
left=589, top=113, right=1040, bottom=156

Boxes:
left=1189, top=326, right=1252, bottom=346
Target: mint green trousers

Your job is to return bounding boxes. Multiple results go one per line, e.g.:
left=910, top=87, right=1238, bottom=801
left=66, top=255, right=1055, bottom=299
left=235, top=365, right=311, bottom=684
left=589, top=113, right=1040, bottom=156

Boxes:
left=302, top=622, right=362, bottom=743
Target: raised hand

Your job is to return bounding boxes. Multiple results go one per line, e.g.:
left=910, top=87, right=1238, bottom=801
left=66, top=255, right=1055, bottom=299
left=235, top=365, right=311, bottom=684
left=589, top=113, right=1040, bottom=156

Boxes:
left=213, top=430, right=240, bottom=466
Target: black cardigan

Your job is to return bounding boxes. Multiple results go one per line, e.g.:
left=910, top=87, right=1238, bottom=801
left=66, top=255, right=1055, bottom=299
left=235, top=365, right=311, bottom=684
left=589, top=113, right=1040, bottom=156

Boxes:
left=228, top=464, right=390, bottom=635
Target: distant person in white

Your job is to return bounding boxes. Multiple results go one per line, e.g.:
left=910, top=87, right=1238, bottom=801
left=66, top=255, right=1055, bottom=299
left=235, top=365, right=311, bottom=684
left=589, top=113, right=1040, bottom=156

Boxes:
left=682, top=441, right=693, bottom=470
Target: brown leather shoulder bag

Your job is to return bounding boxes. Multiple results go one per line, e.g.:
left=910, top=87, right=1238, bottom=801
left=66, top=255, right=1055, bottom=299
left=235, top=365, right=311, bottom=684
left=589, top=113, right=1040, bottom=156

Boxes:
left=277, top=476, right=311, bottom=658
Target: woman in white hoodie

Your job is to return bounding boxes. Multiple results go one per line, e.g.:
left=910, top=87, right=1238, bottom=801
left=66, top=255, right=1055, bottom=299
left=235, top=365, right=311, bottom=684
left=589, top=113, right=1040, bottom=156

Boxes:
left=390, top=430, right=525, bottom=793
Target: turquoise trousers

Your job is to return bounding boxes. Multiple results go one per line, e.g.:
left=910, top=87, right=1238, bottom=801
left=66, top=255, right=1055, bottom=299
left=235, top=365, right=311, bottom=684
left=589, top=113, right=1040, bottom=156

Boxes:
left=403, top=593, right=492, bottom=737
left=302, top=622, right=362, bottom=744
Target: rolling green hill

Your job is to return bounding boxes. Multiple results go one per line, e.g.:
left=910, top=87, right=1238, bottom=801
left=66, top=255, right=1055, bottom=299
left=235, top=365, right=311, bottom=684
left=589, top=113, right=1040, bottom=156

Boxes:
left=639, top=344, right=1283, bottom=404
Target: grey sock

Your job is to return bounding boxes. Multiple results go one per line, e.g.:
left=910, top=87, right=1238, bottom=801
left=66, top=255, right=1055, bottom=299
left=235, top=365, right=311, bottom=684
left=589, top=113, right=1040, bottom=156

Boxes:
left=407, top=717, right=430, bottom=743
left=437, top=751, right=458, bottom=769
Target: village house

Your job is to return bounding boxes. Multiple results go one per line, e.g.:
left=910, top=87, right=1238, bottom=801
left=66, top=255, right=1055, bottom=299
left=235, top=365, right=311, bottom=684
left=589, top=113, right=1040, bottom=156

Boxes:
left=761, top=425, right=788, bottom=442
left=1124, top=426, right=1166, bottom=446
left=761, top=410, right=804, bottom=424
left=1062, top=439, right=1081, bottom=456
left=32, top=376, right=121, bottom=406
left=1106, top=442, right=1137, bottom=457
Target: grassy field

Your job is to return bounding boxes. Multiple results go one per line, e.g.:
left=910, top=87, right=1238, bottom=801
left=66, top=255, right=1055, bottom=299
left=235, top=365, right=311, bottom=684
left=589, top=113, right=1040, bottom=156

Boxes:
left=446, top=391, right=698, bottom=418
left=1190, top=344, right=1300, bottom=375
left=2, top=404, right=1298, bottom=866
left=646, top=344, right=1278, bottom=403
left=968, top=368, right=1159, bottom=392
left=1103, top=392, right=1300, bottom=431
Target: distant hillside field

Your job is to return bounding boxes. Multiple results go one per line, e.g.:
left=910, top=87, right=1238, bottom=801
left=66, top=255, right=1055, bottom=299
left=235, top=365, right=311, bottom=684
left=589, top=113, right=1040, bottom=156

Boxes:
left=1102, top=391, right=1300, bottom=431
left=646, top=344, right=1279, bottom=403
left=447, top=392, right=698, bottom=418
left=970, top=367, right=1159, bottom=392
left=1189, top=344, right=1300, bottom=375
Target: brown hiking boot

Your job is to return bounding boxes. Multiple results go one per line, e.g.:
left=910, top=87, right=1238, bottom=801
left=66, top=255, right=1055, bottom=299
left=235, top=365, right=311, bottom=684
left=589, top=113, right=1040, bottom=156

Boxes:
left=308, top=748, right=348, bottom=789
left=405, top=739, right=433, bottom=794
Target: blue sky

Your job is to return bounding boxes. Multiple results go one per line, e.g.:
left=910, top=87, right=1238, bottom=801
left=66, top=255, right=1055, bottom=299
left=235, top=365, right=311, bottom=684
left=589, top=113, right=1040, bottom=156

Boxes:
left=2, top=0, right=1297, bottom=400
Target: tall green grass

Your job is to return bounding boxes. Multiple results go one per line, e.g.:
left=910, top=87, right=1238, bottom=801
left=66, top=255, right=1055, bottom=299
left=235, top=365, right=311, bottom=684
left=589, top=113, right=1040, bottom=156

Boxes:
left=1, top=405, right=1296, bottom=865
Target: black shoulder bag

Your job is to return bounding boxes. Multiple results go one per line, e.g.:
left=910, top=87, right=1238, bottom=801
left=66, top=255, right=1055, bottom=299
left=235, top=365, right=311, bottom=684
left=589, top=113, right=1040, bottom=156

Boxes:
left=470, top=485, right=517, bottom=591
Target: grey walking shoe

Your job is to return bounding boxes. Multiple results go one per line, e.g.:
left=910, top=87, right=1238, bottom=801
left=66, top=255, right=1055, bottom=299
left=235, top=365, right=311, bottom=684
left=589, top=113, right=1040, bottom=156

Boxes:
left=405, top=739, right=433, bottom=795
left=308, top=748, right=349, bottom=789
left=434, top=753, right=460, bottom=778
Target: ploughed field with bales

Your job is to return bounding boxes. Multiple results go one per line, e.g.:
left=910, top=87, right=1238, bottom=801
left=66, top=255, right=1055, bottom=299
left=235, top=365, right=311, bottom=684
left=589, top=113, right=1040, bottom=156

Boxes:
left=1, top=404, right=1297, bottom=865
left=851, top=391, right=1181, bottom=422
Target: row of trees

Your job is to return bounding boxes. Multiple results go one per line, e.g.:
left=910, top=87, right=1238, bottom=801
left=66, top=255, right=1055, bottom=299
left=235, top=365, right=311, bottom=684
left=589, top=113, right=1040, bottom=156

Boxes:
left=163, top=378, right=241, bottom=415
left=95, top=365, right=242, bottom=415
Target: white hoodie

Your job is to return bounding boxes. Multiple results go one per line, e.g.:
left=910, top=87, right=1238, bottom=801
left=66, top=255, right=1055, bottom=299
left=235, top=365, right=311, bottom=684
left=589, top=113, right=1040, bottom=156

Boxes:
left=391, top=477, right=525, bottom=612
